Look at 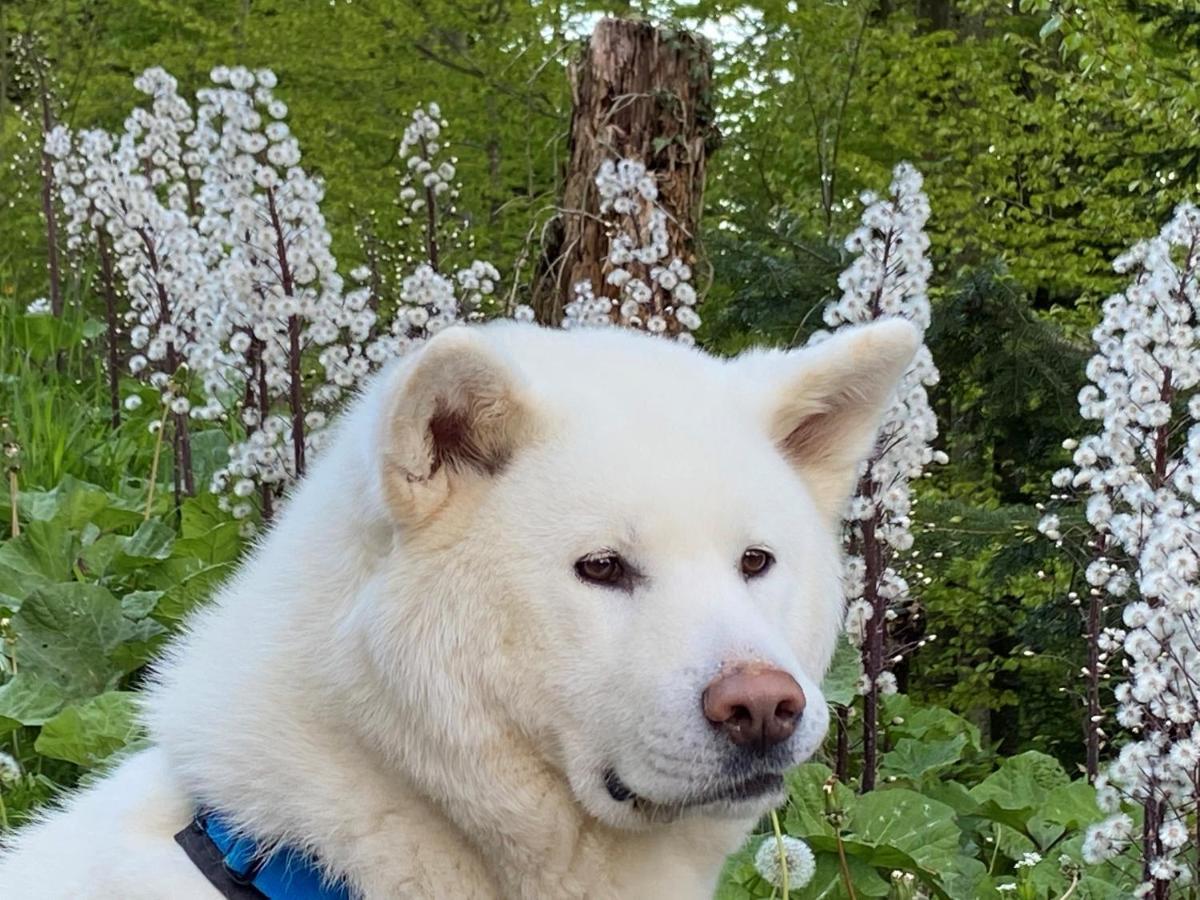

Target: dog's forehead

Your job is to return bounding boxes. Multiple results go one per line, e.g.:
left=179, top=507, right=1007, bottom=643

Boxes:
left=515, top=331, right=731, bottom=401
left=491, top=325, right=754, bottom=428
left=479, top=324, right=818, bottom=533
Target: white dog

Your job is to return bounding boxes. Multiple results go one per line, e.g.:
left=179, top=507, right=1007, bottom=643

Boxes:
left=0, top=319, right=917, bottom=899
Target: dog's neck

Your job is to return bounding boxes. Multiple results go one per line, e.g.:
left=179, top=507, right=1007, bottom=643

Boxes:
left=146, top=422, right=749, bottom=898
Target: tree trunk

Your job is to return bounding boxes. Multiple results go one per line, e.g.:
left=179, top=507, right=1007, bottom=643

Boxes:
left=531, top=18, right=718, bottom=325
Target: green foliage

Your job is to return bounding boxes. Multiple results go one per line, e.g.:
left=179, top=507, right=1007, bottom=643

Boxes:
left=0, top=0, right=571, bottom=297
left=0, top=476, right=242, bottom=826
left=722, top=696, right=1139, bottom=900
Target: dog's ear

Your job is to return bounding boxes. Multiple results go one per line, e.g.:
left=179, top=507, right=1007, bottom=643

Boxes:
left=380, top=328, right=536, bottom=525
left=749, top=319, right=921, bottom=520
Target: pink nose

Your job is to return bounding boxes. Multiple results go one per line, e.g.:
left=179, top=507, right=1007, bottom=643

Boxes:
left=702, top=664, right=806, bottom=750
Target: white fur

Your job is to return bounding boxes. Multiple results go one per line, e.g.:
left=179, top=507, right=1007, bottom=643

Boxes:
left=0, top=320, right=917, bottom=899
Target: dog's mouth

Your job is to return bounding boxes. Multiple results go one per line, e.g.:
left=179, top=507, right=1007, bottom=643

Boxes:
left=603, top=767, right=785, bottom=815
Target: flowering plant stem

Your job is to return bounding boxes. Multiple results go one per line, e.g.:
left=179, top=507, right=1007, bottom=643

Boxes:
left=835, top=831, right=857, bottom=900
left=825, top=163, right=938, bottom=795
left=144, top=402, right=170, bottom=521
left=769, top=810, right=790, bottom=900
left=34, top=56, right=63, bottom=320
left=95, top=226, right=123, bottom=428
left=265, top=185, right=306, bottom=477
left=7, top=470, right=18, bottom=539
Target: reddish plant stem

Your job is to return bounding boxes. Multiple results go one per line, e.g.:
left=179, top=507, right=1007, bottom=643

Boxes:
left=859, top=478, right=885, bottom=792
left=853, top=226, right=900, bottom=793
left=1142, top=795, right=1167, bottom=898
left=1141, top=370, right=1174, bottom=890
left=835, top=705, right=850, bottom=782
left=136, top=228, right=194, bottom=501
left=264, top=186, right=305, bottom=478
left=250, top=336, right=274, bottom=521
left=421, top=141, right=440, bottom=273
left=1085, top=538, right=1104, bottom=782
left=1151, top=367, right=1173, bottom=490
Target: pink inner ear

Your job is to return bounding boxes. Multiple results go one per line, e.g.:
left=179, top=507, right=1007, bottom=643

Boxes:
left=428, top=398, right=513, bottom=477
left=782, top=410, right=834, bottom=466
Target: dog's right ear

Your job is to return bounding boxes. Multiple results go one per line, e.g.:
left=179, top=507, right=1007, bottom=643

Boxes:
left=380, top=328, right=536, bottom=525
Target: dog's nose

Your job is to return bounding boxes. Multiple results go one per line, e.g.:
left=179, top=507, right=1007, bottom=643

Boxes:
left=702, top=665, right=805, bottom=750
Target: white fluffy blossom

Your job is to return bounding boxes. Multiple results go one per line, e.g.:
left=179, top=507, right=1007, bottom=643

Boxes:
left=820, top=164, right=939, bottom=716
left=0, top=751, right=20, bottom=785
left=753, top=835, right=817, bottom=890
left=1058, top=202, right=1200, bottom=893
left=49, top=66, right=396, bottom=511
left=562, top=158, right=700, bottom=342
left=359, top=105, right=497, bottom=362
left=47, top=71, right=208, bottom=488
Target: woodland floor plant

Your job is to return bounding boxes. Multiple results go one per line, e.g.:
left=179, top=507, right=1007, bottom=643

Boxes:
left=819, top=163, right=943, bottom=792
left=1041, top=203, right=1200, bottom=898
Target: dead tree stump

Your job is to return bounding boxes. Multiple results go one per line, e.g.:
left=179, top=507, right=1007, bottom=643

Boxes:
left=532, top=19, right=718, bottom=325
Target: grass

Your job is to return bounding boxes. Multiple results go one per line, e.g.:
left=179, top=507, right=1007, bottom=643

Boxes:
left=0, top=282, right=159, bottom=498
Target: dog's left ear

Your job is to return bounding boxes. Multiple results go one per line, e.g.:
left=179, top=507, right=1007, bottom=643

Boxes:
left=380, top=327, right=537, bottom=525
left=748, top=319, right=921, bottom=520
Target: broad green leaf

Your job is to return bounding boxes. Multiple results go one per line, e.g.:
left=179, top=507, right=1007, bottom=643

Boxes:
left=10, top=583, right=129, bottom=697
left=881, top=694, right=982, bottom=752
left=879, top=734, right=967, bottom=783
left=805, top=836, right=949, bottom=898
left=11, top=477, right=141, bottom=531
left=821, top=641, right=862, bottom=708
left=34, top=691, right=144, bottom=767
left=1026, top=778, right=1105, bottom=850
left=0, top=673, right=72, bottom=730
left=970, top=751, right=1069, bottom=821
left=179, top=491, right=231, bottom=539
left=172, top=521, right=242, bottom=566
left=848, top=788, right=962, bottom=876
left=939, top=854, right=993, bottom=900
left=78, top=533, right=123, bottom=578
left=109, top=616, right=168, bottom=673
left=120, top=590, right=164, bottom=620
left=20, top=477, right=111, bottom=529
left=923, top=779, right=979, bottom=816
left=1035, top=778, right=1105, bottom=831
left=720, top=836, right=890, bottom=900
left=791, top=850, right=890, bottom=899
left=783, top=762, right=845, bottom=838
left=0, top=520, right=79, bottom=602
left=119, top=520, right=176, bottom=563
left=992, top=821, right=1037, bottom=859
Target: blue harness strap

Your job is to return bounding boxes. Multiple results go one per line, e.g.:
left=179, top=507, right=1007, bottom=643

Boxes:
left=174, top=810, right=355, bottom=900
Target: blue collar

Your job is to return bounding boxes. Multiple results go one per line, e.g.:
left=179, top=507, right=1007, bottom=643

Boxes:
left=174, top=810, right=355, bottom=900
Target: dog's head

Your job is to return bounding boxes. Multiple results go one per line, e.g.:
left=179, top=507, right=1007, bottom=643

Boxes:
left=365, top=321, right=917, bottom=829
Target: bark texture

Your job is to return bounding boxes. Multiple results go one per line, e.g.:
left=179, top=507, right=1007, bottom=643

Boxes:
left=532, top=19, right=717, bottom=325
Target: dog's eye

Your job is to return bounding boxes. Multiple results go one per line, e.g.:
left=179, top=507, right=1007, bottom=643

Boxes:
left=741, top=548, right=774, bottom=578
left=575, top=554, right=625, bottom=586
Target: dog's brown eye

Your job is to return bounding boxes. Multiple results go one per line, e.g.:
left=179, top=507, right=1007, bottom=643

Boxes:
left=576, top=554, right=625, bottom=586
left=741, top=548, right=774, bottom=578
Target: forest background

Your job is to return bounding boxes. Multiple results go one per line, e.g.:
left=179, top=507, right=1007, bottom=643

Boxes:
left=2, top=1, right=1198, bottom=897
